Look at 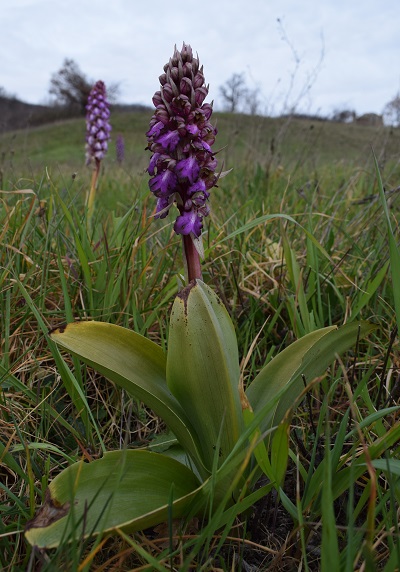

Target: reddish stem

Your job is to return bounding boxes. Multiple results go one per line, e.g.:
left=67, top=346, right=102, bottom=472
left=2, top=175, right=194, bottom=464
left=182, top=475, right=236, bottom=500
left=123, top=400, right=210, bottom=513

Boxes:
left=182, top=234, right=202, bottom=282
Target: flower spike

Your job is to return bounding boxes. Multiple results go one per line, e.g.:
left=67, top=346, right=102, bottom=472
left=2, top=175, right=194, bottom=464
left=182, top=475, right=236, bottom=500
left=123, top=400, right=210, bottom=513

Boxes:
left=146, top=43, right=218, bottom=241
left=85, top=80, right=111, bottom=223
left=85, top=81, right=111, bottom=166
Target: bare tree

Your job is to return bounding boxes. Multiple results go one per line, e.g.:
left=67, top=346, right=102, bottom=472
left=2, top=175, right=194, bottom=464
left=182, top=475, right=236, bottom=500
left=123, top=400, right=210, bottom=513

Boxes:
left=49, top=59, right=119, bottom=115
left=219, top=73, right=248, bottom=113
left=383, top=93, right=400, bottom=127
left=276, top=17, right=325, bottom=116
left=49, top=59, right=92, bottom=114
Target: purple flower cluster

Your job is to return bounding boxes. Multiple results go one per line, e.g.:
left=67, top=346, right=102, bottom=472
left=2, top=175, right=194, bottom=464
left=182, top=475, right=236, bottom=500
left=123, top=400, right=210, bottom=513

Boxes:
left=116, top=133, right=125, bottom=164
left=85, top=81, right=111, bottom=165
left=146, top=43, right=218, bottom=237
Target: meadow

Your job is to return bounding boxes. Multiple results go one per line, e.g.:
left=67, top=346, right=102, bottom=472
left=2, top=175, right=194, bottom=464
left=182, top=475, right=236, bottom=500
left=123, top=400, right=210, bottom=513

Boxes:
left=1, top=109, right=400, bottom=571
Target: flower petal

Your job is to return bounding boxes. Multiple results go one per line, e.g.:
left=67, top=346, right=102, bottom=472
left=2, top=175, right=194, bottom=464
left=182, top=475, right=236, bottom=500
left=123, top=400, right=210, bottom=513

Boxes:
left=156, top=130, right=180, bottom=152
left=174, top=211, right=203, bottom=237
left=149, top=169, right=177, bottom=197
left=175, top=157, right=200, bottom=184
left=146, top=121, right=164, bottom=138
left=155, top=196, right=172, bottom=218
left=148, top=153, right=160, bottom=176
left=187, top=179, right=206, bottom=196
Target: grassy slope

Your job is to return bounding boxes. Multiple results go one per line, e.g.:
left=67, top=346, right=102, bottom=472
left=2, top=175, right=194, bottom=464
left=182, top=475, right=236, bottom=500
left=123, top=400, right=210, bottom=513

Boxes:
left=2, top=109, right=399, bottom=174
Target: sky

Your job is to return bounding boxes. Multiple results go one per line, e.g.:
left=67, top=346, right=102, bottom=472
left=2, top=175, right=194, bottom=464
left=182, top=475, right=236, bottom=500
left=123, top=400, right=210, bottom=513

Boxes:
left=1, top=0, right=399, bottom=118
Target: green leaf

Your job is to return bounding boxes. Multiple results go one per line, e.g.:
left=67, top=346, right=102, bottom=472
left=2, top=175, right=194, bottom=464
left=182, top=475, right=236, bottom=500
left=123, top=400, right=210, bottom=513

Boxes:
left=281, top=223, right=311, bottom=336
left=321, top=427, right=340, bottom=571
left=370, top=458, right=400, bottom=477
left=0, top=440, right=27, bottom=481
left=317, top=420, right=400, bottom=513
left=25, top=450, right=202, bottom=549
left=279, top=488, right=298, bottom=520
left=344, top=406, right=399, bottom=440
left=242, top=407, right=275, bottom=483
left=270, top=421, right=289, bottom=488
left=374, top=151, right=400, bottom=333
left=246, top=321, right=376, bottom=434
left=51, top=321, right=206, bottom=477
left=349, top=260, right=389, bottom=321
left=167, top=280, right=243, bottom=470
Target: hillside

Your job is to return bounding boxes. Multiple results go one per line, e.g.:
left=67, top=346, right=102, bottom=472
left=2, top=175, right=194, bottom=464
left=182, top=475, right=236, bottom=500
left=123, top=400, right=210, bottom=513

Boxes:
left=0, top=95, right=69, bottom=132
left=1, top=105, right=399, bottom=191
left=0, top=95, right=151, bottom=132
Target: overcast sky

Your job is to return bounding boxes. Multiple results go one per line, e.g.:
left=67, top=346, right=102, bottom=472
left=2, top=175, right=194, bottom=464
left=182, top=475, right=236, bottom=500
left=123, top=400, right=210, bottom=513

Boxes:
left=2, top=0, right=399, bottom=117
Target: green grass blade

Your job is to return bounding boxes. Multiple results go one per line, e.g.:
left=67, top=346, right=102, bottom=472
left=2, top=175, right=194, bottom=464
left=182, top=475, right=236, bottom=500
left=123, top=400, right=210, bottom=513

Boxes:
left=374, top=151, right=400, bottom=332
left=321, top=420, right=340, bottom=572
left=246, top=321, right=375, bottom=434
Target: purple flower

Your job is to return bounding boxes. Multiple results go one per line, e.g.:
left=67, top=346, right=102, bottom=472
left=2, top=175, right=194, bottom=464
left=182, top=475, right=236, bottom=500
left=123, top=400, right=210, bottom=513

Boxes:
left=187, top=179, right=206, bottom=196
left=156, top=196, right=172, bottom=218
left=85, top=81, right=111, bottom=166
left=174, top=210, right=203, bottom=236
left=175, top=157, right=200, bottom=183
left=156, top=129, right=180, bottom=152
left=116, top=133, right=125, bottom=164
left=149, top=169, right=177, bottom=196
left=148, top=153, right=161, bottom=176
left=146, top=43, right=218, bottom=237
left=147, top=121, right=165, bottom=138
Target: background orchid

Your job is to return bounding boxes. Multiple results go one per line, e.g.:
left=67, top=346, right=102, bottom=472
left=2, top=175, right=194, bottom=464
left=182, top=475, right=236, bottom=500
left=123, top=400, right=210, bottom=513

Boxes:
left=85, top=80, right=111, bottom=222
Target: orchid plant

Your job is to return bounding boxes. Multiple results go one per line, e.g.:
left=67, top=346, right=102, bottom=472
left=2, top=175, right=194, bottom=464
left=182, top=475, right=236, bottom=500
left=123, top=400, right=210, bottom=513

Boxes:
left=25, top=44, right=374, bottom=549
left=85, top=80, right=112, bottom=222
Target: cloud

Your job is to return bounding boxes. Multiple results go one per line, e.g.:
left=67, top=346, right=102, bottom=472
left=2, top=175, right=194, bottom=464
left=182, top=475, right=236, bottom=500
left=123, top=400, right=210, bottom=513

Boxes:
left=2, top=0, right=399, bottom=115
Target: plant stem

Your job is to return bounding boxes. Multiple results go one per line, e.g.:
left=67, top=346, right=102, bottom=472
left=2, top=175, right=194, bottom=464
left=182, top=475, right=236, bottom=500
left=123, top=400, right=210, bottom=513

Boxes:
left=182, top=234, right=202, bottom=282
left=87, top=158, right=101, bottom=224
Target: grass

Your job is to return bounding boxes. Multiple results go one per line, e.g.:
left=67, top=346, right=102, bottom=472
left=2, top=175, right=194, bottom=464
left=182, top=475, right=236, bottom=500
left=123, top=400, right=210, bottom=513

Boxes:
left=1, top=110, right=400, bottom=570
